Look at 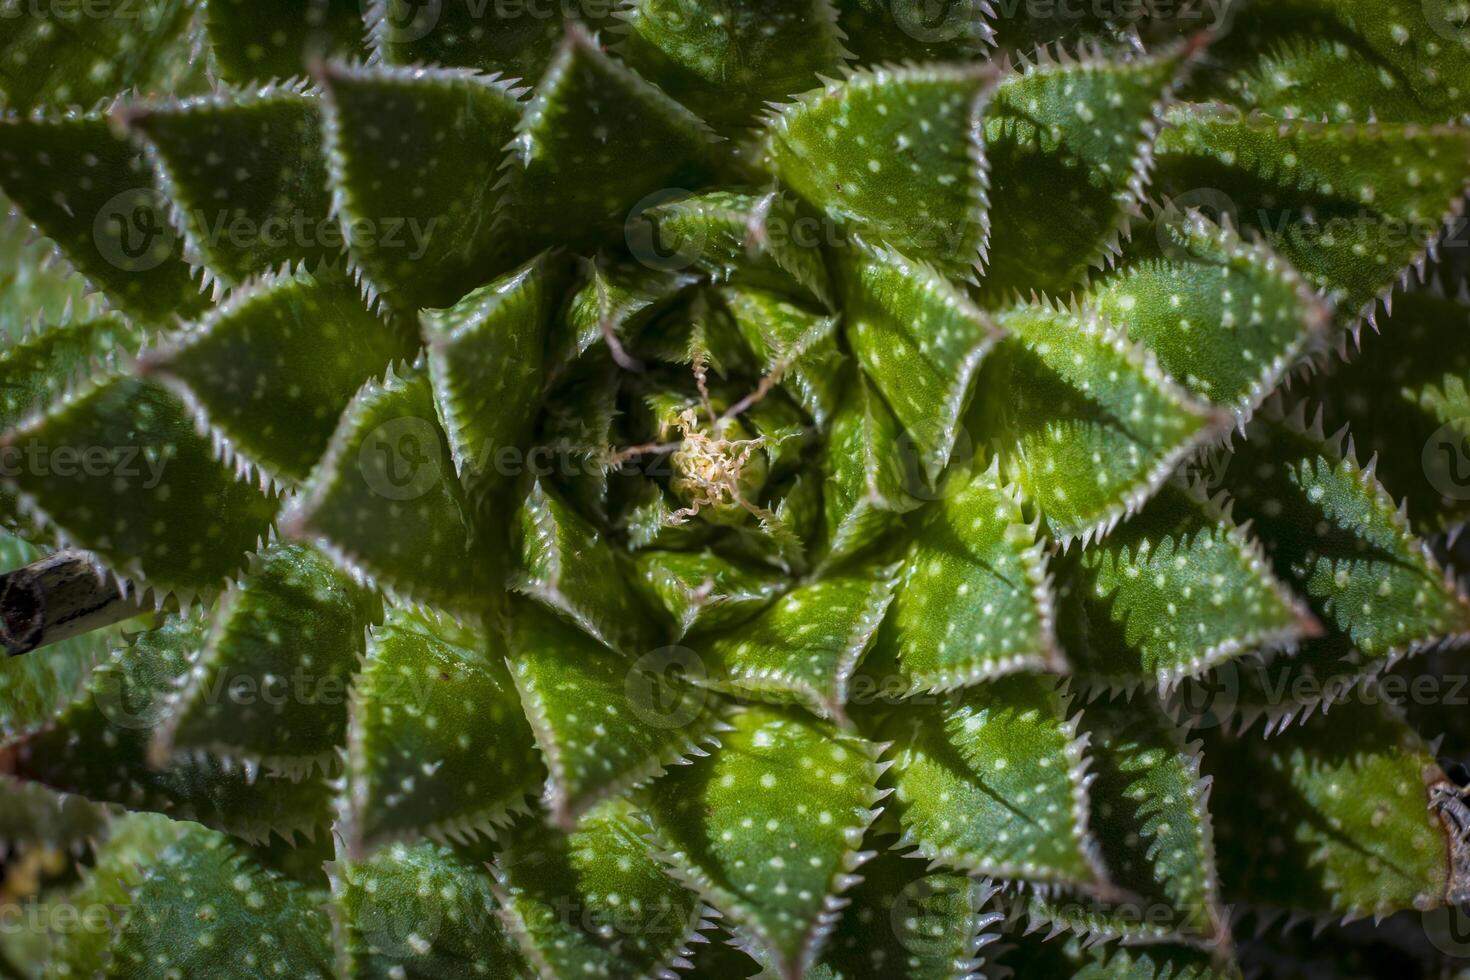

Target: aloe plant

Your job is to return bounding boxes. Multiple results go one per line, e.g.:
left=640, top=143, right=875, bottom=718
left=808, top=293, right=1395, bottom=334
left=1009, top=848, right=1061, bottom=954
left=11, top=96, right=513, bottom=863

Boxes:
left=1, top=1, right=1469, bottom=977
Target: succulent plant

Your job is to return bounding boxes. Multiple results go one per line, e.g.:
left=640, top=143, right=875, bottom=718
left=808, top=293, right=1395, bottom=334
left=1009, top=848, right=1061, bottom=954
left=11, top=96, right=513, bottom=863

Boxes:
left=2, top=0, right=1470, bottom=977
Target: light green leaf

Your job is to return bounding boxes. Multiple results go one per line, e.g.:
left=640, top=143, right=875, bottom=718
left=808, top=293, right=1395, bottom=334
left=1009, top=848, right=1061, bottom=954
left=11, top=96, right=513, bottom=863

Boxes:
left=342, top=602, right=543, bottom=852
left=284, top=365, right=487, bottom=617
left=694, top=564, right=899, bottom=723
left=839, top=240, right=999, bottom=485
left=720, top=285, right=844, bottom=428
left=968, top=300, right=1223, bottom=543
left=765, top=65, right=995, bottom=278
left=122, top=85, right=337, bottom=284
left=872, top=462, right=1060, bottom=693
left=153, top=543, right=379, bottom=780
left=885, top=674, right=1106, bottom=890
left=512, top=478, right=665, bottom=656
left=0, top=113, right=207, bottom=323
left=493, top=799, right=706, bottom=979
left=979, top=44, right=1187, bottom=299
left=642, top=705, right=886, bottom=979
left=635, top=548, right=786, bottom=639
left=1154, top=104, right=1470, bottom=323
left=145, top=268, right=413, bottom=486
left=319, top=62, right=525, bottom=311
left=1203, top=699, right=1456, bottom=919
left=2, top=375, right=280, bottom=600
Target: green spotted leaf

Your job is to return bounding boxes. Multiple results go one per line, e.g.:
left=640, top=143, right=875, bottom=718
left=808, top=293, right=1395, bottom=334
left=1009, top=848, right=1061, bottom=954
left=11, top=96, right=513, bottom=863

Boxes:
left=5, top=615, right=332, bottom=843
left=319, top=62, right=525, bottom=311
left=1086, top=207, right=1330, bottom=421
left=153, top=543, right=379, bottom=780
left=816, top=847, right=999, bottom=980
left=330, top=838, right=531, bottom=979
left=0, top=113, right=207, bottom=323
left=979, top=44, right=1187, bottom=300
left=1315, top=289, right=1470, bottom=536
left=422, top=254, right=559, bottom=497
left=507, top=24, right=716, bottom=250
left=1222, top=399, right=1470, bottom=666
left=765, top=65, right=995, bottom=278
left=493, top=799, right=705, bottom=979
left=635, top=548, right=785, bottom=639
left=1212, top=0, right=1470, bottom=124
left=1, top=375, right=279, bottom=599
left=967, top=300, right=1223, bottom=543
left=991, top=932, right=1242, bottom=980
left=1057, top=482, right=1315, bottom=691
left=555, top=256, right=692, bottom=368
left=0, top=0, right=194, bottom=112
left=284, top=365, right=487, bottom=617
left=1017, top=701, right=1227, bottom=947
left=512, top=478, right=665, bottom=656
left=0, top=772, right=112, bottom=856
left=1154, top=104, right=1470, bottom=323
left=145, top=268, right=412, bottom=486
left=122, top=86, right=338, bottom=283
left=694, top=564, right=899, bottom=723
left=720, top=285, right=843, bottom=427
left=839, top=241, right=999, bottom=485
left=506, top=600, right=727, bottom=827
left=619, top=0, right=848, bottom=131
left=643, top=193, right=832, bottom=309
left=884, top=674, right=1105, bottom=890
left=642, top=705, right=886, bottom=979
left=1203, top=699, right=1455, bottom=919
left=0, top=189, right=105, bottom=342
left=205, top=0, right=369, bottom=84
left=106, top=822, right=335, bottom=979
left=835, top=0, right=995, bottom=64
left=371, top=0, right=612, bottom=77
left=343, top=602, right=543, bottom=852
left=871, top=463, right=1060, bottom=693
left=821, top=368, right=921, bottom=568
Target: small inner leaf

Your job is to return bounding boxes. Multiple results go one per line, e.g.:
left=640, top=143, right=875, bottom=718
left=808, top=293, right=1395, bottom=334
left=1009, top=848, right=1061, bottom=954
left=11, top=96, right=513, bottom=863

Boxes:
left=636, top=548, right=786, bottom=639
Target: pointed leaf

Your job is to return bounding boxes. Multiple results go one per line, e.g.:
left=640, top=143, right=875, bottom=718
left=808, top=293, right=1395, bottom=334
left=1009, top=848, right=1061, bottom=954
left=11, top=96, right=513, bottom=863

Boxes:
left=721, top=285, right=844, bottom=427
left=494, top=798, right=705, bottom=979
left=122, top=86, right=338, bottom=283
left=1086, top=207, right=1329, bottom=420
left=873, top=463, right=1060, bottom=692
left=2, top=375, right=280, bottom=599
left=765, top=65, right=995, bottom=277
left=1057, top=481, right=1314, bottom=691
left=885, top=674, right=1105, bottom=890
left=1203, top=700, right=1456, bottom=919
left=1154, top=104, right=1470, bottom=323
left=554, top=256, right=691, bottom=367
left=0, top=113, right=206, bottom=322
left=154, top=543, right=379, bottom=779
left=992, top=932, right=1242, bottom=980
left=284, top=366, right=487, bottom=616
left=968, top=301, right=1222, bottom=543
left=0, top=773, right=112, bottom=856
left=145, top=268, right=412, bottom=486
left=422, top=254, right=558, bottom=496
left=205, top=0, right=369, bottom=84
left=694, top=564, right=899, bottom=723
left=319, top=62, right=525, bottom=310
left=635, top=548, right=785, bottom=639
left=343, top=602, right=543, bottom=851
left=512, top=478, right=665, bottom=655
left=6, top=615, right=332, bottom=843
left=979, top=45, right=1186, bottom=299
left=839, top=241, right=999, bottom=484
left=0, top=0, right=194, bottom=112
left=508, top=24, right=715, bottom=251
left=642, top=705, right=885, bottom=978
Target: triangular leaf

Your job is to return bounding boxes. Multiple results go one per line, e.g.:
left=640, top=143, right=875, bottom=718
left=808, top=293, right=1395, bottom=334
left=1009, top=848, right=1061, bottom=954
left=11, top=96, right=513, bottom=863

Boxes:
left=990, top=931, right=1242, bottom=979
left=635, top=548, right=786, bottom=639
left=642, top=704, right=886, bottom=979
left=765, top=65, right=995, bottom=277
left=342, top=602, right=543, bottom=852
left=720, top=285, right=845, bottom=429
left=319, top=62, right=525, bottom=310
